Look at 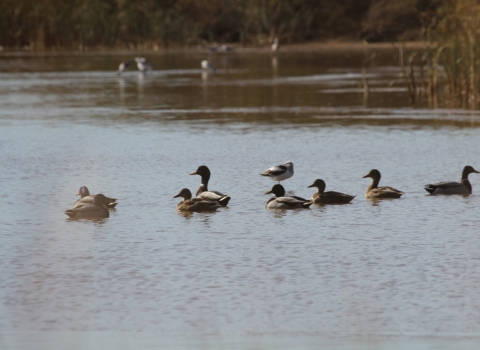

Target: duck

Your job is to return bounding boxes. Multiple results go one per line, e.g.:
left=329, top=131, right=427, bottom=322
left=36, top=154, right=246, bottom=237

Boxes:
left=424, top=165, right=480, bottom=195
left=134, top=57, right=153, bottom=72
left=201, top=60, right=215, bottom=71
left=307, top=179, right=355, bottom=204
left=363, top=169, right=404, bottom=199
left=260, top=161, right=294, bottom=183
left=271, top=37, right=280, bottom=51
left=173, top=188, right=221, bottom=212
left=265, top=184, right=312, bottom=209
left=190, top=165, right=231, bottom=206
left=74, top=186, right=117, bottom=209
left=117, top=60, right=132, bottom=75
left=65, top=194, right=110, bottom=218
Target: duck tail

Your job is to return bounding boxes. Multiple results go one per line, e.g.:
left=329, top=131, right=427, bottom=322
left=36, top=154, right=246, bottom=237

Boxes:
left=106, top=202, right=118, bottom=209
left=65, top=210, right=76, bottom=218
left=302, top=201, right=313, bottom=209
left=218, top=196, right=231, bottom=206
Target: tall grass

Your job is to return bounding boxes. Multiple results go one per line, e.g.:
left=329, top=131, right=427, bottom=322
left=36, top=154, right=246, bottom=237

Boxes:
left=0, top=0, right=372, bottom=50
left=423, top=0, right=480, bottom=108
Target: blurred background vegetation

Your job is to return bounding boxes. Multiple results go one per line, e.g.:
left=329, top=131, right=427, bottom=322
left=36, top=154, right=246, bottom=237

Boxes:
left=0, top=0, right=450, bottom=50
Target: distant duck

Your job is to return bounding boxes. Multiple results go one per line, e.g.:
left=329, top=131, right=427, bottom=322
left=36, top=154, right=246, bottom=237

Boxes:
left=363, top=169, right=404, bottom=199
left=265, top=184, right=312, bottom=209
left=134, top=57, right=153, bottom=72
left=65, top=194, right=110, bottom=218
left=173, top=188, right=221, bottom=212
left=307, top=179, right=355, bottom=204
left=190, top=165, right=230, bottom=206
left=424, top=165, right=480, bottom=195
left=220, top=44, right=234, bottom=53
left=201, top=60, right=215, bottom=71
left=74, top=186, right=117, bottom=209
left=271, top=37, right=280, bottom=51
left=260, top=161, right=294, bottom=183
left=117, top=60, right=132, bottom=75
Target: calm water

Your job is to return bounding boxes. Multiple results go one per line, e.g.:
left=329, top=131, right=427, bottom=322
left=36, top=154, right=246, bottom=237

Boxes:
left=1, top=49, right=480, bottom=349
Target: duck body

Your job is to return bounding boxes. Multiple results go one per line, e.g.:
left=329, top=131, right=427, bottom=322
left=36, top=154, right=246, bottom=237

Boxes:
left=190, top=165, right=230, bottom=206
left=308, top=179, right=355, bottom=204
left=265, top=184, right=311, bottom=209
left=174, top=188, right=220, bottom=212
left=271, top=37, right=280, bottom=51
left=117, top=60, right=132, bottom=75
left=66, top=194, right=110, bottom=218
left=201, top=60, right=215, bottom=71
left=74, top=186, right=117, bottom=209
left=135, top=57, right=153, bottom=72
left=260, top=161, right=294, bottom=183
left=363, top=169, right=404, bottom=199
left=425, top=165, right=479, bottom=195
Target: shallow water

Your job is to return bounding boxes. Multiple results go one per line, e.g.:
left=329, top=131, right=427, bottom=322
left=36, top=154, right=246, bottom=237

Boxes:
left=1, top=50, right=480, bottom=349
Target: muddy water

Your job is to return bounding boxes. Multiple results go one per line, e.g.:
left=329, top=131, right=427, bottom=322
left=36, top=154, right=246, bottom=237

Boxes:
left=1, top=50, right=480, bottom=349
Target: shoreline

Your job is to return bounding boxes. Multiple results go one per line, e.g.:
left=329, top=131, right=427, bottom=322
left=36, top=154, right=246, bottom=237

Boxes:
left=0, top=41, right=430, bottom=56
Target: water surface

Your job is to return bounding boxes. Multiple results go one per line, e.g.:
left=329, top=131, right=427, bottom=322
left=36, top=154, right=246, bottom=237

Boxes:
left=1, top=50, right=480, bottom=349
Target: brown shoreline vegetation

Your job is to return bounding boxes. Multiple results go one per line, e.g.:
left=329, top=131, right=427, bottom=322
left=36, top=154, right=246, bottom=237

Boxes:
left=1, top=0, right=480, bottom=109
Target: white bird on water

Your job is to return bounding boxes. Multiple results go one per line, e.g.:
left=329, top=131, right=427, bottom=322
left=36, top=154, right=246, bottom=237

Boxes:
left=201, top=60, right=215, bottom=71
left=271, top=37, right=280, bottom=51
left=260, top=161, right=294, bottom=183
left=117, top=60, right=132, bottom=75
left=135, top=57, right=153, bottom=72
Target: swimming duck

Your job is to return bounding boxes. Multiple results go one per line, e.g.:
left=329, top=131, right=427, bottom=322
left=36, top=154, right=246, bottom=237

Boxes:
left=271, top=37, right=280, bottom=51
left=265, top=184, right=312, bottom=209
left=201, top=60, right=215, bottom=71
left=173, top=188, right=221, bottom=212
left=424, top=165, right=480, bottom=195
left=190, top=165, right=230, bottom=206
left=117, top=60, right=132, bottom=75
left=363, top=169, right=404, bottom=199
left=134, top=57, right=153, bottom=72
left=74, top=186, right=117, bottom=209
left=307, top=179, right=355, bottom=204
left=65, top=194, right=110, bottom=218
left=260, top=161, right=294, bottom=183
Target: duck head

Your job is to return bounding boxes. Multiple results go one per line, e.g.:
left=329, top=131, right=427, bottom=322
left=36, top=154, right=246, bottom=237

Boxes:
left=76, top=186, right=90, bottom=198
left=362, top=169, right=381, bottom=180
left=173, top=188, right=193, bottom=200
left=462, top=165, right=480, bottom=179
left=307, top=179, right=326, bottom=193
left=92, top=194, right=106, bottom=206
left=265, top=184, right=285, bottom=197
left=190, top=165, right=211, bottom=182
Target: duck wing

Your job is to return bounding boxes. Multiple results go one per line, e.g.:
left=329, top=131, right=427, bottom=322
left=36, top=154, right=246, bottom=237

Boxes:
left=65, top=205, right=109, bottom=218
left=74, top=195, right=117, bottom=209
left=197, top=191, right=230, bottom=206
left=424, top=181, right=467, bottom=194
left=276, top=196, right=312, bottom=208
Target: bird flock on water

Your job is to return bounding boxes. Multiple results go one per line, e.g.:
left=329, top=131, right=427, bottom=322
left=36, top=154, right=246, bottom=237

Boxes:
left=65, top=163, right=480, bottom=218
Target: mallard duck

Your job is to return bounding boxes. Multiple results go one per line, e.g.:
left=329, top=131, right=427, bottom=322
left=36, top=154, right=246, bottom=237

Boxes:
left=74, top=186, right=117, bottom=209
left=201, top=60, right=215, bottom=71
left=173, top=188, right=221, bottom=212
left=260, top=161, right=294, bottom=183
left=117, top=60, right=132, bottom=75
left=307, top=179, right=355, bottom=204
left=65, top=194, right=110, bottom=218
left=363, top=169, right=404, bottom=199
left=265, top=184, right=312, bottom=209
left=134, top=57, right=153, bottom=72
left=190, top=165, right=230, bottom=206
left=424, top=165, right=480, bottom=195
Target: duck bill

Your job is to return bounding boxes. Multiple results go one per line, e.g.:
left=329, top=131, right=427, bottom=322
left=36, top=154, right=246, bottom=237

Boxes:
left=264, top=189, right=273, bottom=194
left=474, top=169, right=480, bottom=174
left=76, top=193, right=80, bottom=196
left=173, top=193, right=181, bottom=198
left=362, top=174, right=370, bottom=178
left=189, top=171, right=197, bottom=175
left=307, top=184, right=315, bottom=188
